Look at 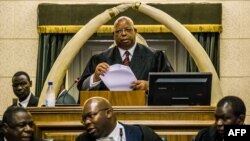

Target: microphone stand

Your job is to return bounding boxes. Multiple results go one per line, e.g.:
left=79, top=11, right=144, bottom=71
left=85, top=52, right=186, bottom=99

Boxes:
left=61, top=77, right=80, bottom=104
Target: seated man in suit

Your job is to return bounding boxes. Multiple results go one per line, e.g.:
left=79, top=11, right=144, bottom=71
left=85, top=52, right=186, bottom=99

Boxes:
left=76, top=97, right=162, bottom=141
left=77, top=16, right=174, bottom=91
left=11, top=71, right=38, bottom=107
left=0, top=106, right=41, bottom=141
left=195, top=96, right=246, bottom=141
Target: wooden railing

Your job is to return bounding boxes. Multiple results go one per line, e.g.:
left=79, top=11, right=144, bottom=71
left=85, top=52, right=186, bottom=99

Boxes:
left=28, top=106, right=215, bottom=141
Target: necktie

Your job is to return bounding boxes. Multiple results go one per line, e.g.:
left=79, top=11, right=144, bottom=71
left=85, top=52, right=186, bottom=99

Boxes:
left=123, top=51, right=130, bottom=66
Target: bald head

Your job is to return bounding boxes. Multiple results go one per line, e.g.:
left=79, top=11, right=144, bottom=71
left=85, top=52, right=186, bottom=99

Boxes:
left=81, top=97, right=116, bottom=139
left=83, top=97, right=112, bottom=112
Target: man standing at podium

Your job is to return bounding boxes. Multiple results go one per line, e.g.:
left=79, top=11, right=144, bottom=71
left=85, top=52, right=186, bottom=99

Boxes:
left=76, top=97, right=162, bottom=141
left=77, top=16, right=173, bottom=91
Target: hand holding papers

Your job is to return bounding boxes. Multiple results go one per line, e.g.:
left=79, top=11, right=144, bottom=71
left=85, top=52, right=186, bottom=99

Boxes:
left=100, top=64, right=137, bottom=90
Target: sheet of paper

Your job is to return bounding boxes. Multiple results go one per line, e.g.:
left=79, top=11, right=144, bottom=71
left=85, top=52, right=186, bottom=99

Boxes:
left=100, top=64, right=137, bottom=90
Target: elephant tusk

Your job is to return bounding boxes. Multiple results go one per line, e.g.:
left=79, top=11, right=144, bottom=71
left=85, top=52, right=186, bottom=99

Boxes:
left=135, top=3, right=223, bottom=105
left=38, top=3, right=222, bottom=106
left=38, top=4, right=131, bottom=106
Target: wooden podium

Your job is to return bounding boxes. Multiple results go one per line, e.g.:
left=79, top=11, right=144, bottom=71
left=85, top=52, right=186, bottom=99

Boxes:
left=80, top=90, right=146, bottom=106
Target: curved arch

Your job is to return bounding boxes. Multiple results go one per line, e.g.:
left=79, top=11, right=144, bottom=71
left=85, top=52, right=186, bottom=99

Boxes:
left=135, top=3, right=223, bottom=105
left=38, top=3, right=222, bottom=106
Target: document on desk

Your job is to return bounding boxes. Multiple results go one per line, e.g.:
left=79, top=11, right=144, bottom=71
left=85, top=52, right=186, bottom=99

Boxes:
left=100, top=64, right=137, bottom=91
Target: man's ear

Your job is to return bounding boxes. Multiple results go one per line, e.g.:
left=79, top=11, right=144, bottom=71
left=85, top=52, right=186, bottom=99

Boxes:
left=30, top=80, right=32, bottom=87
left=106, top=109, right=113, bottom=119
left=134, top=28, right=137, bottom=33
left=238, top=114, right=246, bottom=125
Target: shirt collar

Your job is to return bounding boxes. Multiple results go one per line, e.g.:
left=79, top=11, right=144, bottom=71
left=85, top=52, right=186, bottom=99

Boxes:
left=118, top=43, right=136, bottom=57
left=18, top=92, right=31, bottom=107
left=97, top=122, right=125, bottom=141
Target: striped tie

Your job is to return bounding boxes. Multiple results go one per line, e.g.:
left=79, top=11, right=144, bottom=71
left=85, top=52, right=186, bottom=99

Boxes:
left=123, top=51, right=130, bottom=66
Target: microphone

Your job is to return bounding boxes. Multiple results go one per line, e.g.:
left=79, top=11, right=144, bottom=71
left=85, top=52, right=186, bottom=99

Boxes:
left=57, top=77, right=80, bottom=105
left=67, top=77, right=80, bottom=93
left=119, top=128, right=123, bottom=141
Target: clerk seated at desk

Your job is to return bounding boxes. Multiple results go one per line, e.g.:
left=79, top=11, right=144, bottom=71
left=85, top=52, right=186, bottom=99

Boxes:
left=77, top=16, right=173, bottom=91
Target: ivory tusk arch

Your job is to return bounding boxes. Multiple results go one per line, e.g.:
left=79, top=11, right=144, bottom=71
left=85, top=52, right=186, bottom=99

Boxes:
left=38, top=3, right=222, bottom=106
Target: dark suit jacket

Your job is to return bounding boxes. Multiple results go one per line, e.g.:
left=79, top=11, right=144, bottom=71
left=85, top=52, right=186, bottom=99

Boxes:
left=77, top=43, right=174, bottom=90
left=195, top=126, right=222, bottom=141
left=0, top=134, right=41, bottom=141
left=0, top=133, right=4, bottom=141
left=11, top=93, right=39, bottom=107
left=0, top=120, right=3, bottom=141
left=75, top=123, right=162, bottom=141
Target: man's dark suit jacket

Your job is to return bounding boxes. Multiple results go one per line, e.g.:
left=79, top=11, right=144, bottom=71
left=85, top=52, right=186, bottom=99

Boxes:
left=77, top=43, right=174, bottom=90
left=0, top=134, right=41, bottom=141
left=75, top=123, right=162, bottom=141
left=11, top=93, right=39, bottom=107
left=194, top=126, right=221, bottom=141
left=0, top=120, right=3, bottom=141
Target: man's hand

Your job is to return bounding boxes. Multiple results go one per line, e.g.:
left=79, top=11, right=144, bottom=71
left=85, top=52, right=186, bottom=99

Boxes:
left=131, top=80, right=149, bottom=90
left=93, top=62, right=109, bottom=82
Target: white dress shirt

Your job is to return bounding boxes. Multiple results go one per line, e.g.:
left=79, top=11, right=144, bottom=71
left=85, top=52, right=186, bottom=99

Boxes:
left=17, top=92, right=31, bottom=107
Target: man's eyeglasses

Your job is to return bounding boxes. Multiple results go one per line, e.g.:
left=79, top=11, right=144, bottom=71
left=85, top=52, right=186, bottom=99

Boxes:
left=114, top=28, right=134, bottom=34
left=81, top=108, right=110, bottom=122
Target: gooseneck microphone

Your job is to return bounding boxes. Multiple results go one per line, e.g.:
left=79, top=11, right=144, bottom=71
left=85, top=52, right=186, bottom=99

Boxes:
left=57, top=77, right=80, bottom=104
left=120, top=128, right=123, bottom=141
left=67, top=77, right=80, bottom=93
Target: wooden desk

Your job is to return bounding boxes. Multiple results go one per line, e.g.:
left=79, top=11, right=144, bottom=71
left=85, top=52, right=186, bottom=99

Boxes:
left=28, top=106, right=215, bottom=141
left=80, top=91, right=146, bottom=106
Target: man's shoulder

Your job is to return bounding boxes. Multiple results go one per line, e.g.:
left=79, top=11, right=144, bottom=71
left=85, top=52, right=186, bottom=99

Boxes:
left=195, top=126, right=216, bottom=141
left=0, top=134, right=4, bottom=141
left=90, top=47, right=116, bottom=58
left=30, top=93, right=39, bottom=100
left=122, top=122, right=140, bottom=130
left=76, top=132, right=94, bottom=141
left=122, top=123, right=162, bottom=141
left=0, top=121, right=3, bottom=141
left=136, top=43, right=160, bottom=54
left=33, top=136, right=42, bottom=141
left=28, top=93, right=39, bottom=106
